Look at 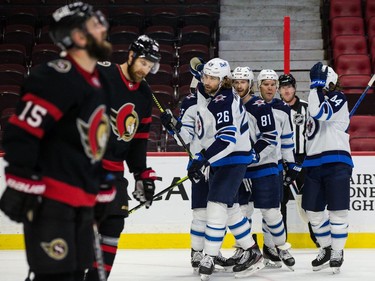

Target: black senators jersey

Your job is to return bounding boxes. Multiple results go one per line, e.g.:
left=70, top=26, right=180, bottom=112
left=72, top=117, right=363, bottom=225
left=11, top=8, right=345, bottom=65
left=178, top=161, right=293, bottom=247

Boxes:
left=97, top=62, right=153, bottom=175
left=3, top=57, right=111, bottom=207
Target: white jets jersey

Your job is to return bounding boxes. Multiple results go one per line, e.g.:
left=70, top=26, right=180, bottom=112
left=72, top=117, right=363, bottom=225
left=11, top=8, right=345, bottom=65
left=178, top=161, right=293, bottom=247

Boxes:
left=193, top=83, right=252, bottom=166
left=304, top=88, right=353, bottom=167
left=269, top=98, right=296, bottom=166
left=242, top=96, right=279, bottom=178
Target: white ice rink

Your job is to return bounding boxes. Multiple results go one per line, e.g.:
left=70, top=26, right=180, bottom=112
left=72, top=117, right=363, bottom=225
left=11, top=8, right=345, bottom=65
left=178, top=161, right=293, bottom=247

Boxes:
left=1, top=248, right=374, bottom=281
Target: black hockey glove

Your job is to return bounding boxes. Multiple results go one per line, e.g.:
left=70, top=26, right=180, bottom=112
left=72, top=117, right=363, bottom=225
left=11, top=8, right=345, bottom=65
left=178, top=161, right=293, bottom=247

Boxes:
left=94, top=173, right=117, bottom=224
left=132, top=168, right=157, bottom=208
left=187, top=152, right=209, bottom=182
left=0, top=169, right=45, bottom=223
left=284, top=163, right=302, bottom=187
left=160, top=109, right=182, bottom=135
left=309, top=62, right=328, bottom=89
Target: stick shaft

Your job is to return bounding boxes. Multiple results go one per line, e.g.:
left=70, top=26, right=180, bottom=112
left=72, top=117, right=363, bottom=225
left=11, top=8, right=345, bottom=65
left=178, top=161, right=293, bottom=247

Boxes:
left=129, top=176, right=189, bottom=214
left=349, top=74, right=375, bottom=118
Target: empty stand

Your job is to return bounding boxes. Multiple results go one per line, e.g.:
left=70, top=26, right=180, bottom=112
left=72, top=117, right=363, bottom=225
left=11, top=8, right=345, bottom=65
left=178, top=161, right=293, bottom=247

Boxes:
left=110, top=7, right=144, bottom=29
left=329, top=0, right=362, bottom=20
left=0, top=44, right=27, bottom=66
left=340, top=74, right=374, bottom=94
left=3, top=24, right=35, bottom=58
left=158, top=43, right=177, bottom=66
left=150, top=84, right=176, bottom=110
left=108, top=25, right=139, bottom=45
left=5, top=7, right=38, bottom=27
left=0, top=85, right=20, bottom=118
left=332, top=35, right=368, bottom=61
left=365, top=0, right=375, bottom=23
left=31, top=44, right=61, bottom=67
left=144, top=25, right=177, bottom=47
left=110, top=44, right=129, bottom=64
left=149, top=7, right=180, bottom=29
left=349, top=115, right=375, bottom=138
left=367, top=17, right=375, bottom=48
left=180, top=25, right=212, bottom=47
left=350, top=137, right=375, bottom=151
left=330, top=17, right=365, bottom=42
left=177, top=63, right=193, bottom=88
left=335, top=54, right=371, bottom=76
left=178, top=44, right=210, bottom=65
left=0, top=64, right=27, bottom=86
left=146, top=64, right=175, bottom=87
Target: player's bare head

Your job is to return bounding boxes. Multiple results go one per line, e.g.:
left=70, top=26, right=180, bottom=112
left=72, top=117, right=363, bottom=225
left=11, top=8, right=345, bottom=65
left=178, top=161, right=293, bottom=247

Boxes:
left=257, top=69, right=278, bottom=102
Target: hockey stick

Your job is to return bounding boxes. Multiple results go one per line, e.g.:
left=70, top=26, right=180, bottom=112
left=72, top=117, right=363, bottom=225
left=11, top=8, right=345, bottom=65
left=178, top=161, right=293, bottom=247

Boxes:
left=151, top=93, right=193, bottom=159
left=92, top=223, right=107, bottom=281
left=288, top=182, right=309, bottom=224
left=349, top=74, right=375, bottom=118
left=129, top=175, right=189, bottom=214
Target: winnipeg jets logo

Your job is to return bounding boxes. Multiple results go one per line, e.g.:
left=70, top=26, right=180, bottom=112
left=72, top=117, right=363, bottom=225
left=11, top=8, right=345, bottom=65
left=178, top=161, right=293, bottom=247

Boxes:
left=306, top=116, right=319, bottom=140
left=252, top=99, right=265, bottom=106
left=212, top=94, right=226, bottom=103
left=196, top=111, right=205, bottom=139
left=186, top=93, right=196, bottom=99
left=110, top=103, right=139, bottom=142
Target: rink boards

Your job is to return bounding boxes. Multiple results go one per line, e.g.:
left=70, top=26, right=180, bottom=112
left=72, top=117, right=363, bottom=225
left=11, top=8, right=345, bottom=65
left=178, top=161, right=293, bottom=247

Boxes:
left=1, top=152, right=375, bottom=250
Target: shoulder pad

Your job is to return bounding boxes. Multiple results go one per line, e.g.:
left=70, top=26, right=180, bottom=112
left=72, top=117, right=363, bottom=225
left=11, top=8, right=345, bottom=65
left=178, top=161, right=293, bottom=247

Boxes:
left=47, top=59, right=72, bottom=73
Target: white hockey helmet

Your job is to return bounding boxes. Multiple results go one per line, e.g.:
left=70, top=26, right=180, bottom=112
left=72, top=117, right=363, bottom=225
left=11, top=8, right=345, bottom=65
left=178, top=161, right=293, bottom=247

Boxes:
left=232, top=67, right=254, bottom=83
left=322, top=64, right=338, bottom=90
left=257, top=69, right=279, bottom=88
left=203, top=58, right=231, bottom=81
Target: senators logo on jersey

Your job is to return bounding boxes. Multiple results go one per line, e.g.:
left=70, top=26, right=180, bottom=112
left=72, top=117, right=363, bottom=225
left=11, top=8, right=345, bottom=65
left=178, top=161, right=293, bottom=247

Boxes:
left=110, top=103, right=139, bottom=142
left=77, top=105, right=110, bottom=163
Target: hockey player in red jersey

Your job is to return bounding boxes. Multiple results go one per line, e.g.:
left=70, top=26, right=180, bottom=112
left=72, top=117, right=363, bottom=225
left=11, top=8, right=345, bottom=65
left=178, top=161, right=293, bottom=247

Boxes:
left=84, top=35, right=161, bottom=281
left=0, top=2, right=114, bottom=281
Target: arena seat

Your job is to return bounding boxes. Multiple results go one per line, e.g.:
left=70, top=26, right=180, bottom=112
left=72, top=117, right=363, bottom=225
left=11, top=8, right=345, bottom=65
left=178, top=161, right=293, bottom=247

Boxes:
left=31, top=44, right=61, bottom=67
left=0, top=44, right=27, bottom=66
left=329, top=0, right=362, bottom=20
left=110, top=7, right=144, bottom=29
left=109, top=44, right=129, bottom=64
left=150, top=84, right=176, bottom=110
left=365, top=0, right=375, bottom=23
left=149, top=7, right=180, bottom=29
left=146, top=64, right=175, bottom=87
left=108, top=25, right=139, bottom=45
left=180, top=25, right=212, bottom=47
left=330, top=17, right=365, bottom=42
left=350, top=137, right=375, bottom=151
left=0, top=64, right=27, bottom=86
left=3, top=24, right=35, bottom=58
left=144, top=25, right=177, bottom=47
left=349, top=115, right=375, bottom=138
left=339, top=74, right=374, bottom=94
left=335, top=54, right=371, bottom=76
left=332, top=35, right=368, bottom=60
left=178, top=44, right=210, bottom=65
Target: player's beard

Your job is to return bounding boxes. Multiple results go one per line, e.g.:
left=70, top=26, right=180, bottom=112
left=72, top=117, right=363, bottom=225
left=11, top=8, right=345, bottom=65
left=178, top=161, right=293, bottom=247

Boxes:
left=128, top=62, right=146, bottom=83
left=86, top=33, right=112, bottom=61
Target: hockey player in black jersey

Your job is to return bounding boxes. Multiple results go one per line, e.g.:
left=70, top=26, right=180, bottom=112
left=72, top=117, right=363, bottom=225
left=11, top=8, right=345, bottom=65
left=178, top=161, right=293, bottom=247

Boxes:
left=84, top=35, right=161, bottom=281
left=0, top=2, right=114, bottom=281
left=278, top=73, right=319, bottom=247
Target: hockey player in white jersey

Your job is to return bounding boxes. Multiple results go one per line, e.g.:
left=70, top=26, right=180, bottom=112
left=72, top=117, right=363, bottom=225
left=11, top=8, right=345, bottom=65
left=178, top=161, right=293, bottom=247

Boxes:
left=228, top=66, right=278, bottom=265
left=302, top=62, right=353, bottom=273
left=255, top=69, right=298, bottom=270
left=163, top=58, right=264, bottom=280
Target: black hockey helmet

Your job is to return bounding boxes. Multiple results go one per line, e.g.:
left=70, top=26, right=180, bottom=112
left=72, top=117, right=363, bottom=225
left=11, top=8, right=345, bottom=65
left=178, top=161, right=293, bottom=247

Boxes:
left=278, top=73, right=296, bottom=88
left=129, top=35, right=161, bottom=74
left=49, top=1, right=108, bottom=50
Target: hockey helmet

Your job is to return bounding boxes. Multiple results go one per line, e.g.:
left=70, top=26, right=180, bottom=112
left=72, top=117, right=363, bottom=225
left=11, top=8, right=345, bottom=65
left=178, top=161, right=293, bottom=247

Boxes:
left=322, top=64, right=338, bottom=90
left=278, top=73, right=296, bottom=88
left=49, top=2, right=108, bottom=50
left=202, top=58, right=231, bottom=81
left=257, top=69, right=279, bottom=88
left=232, top=67, right=254, bottom=83
left=129, top=35, right=161, bottom=74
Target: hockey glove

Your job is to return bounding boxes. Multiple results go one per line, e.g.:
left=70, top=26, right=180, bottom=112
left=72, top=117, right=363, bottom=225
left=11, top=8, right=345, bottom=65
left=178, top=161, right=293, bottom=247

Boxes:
left=250, top=148, right=260, bottom=164
left=0, top=170, right=45, bottom=223
left=160, top=109, right=182, bottom=135
left=190, top=57, right=205, bottom=80
left=284, top=163, right=302, bottom=186
left=132, top=168, right=157, bottom=208
left=94, top=173, right=117, bottom=224
left=309, top=62, right=328, bottom=89
left=187, top=152, right=209, bottom=182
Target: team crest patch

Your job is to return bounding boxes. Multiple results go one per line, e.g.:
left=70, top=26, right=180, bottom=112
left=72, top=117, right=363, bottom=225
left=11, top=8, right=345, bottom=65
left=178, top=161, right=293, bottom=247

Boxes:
left=252, top=99, right=265, bottom=106
left=110, top=103, right=139, bottom=142
left=41, top=238, right=68, bottom=260
left=47, top=59, right=71, bottom=73
left=293, top=113, right=305, bottom=126
left=212, top=94, right=226, bottom=103
left=97, top=61, right=111, bottom=67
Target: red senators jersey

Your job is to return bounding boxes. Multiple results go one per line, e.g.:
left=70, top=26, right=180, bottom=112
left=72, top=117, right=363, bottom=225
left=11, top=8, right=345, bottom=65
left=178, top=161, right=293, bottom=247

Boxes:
left=3, top=56, right=111, bottom=207
left=97, top=62, right=153, bottom=174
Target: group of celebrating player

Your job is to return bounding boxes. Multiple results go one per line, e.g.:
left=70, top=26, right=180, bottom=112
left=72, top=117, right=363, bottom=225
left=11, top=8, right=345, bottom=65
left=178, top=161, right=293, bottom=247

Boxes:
left=0, top=1, right=353, bottom=281
left=161, top=53, right=353, bottom=280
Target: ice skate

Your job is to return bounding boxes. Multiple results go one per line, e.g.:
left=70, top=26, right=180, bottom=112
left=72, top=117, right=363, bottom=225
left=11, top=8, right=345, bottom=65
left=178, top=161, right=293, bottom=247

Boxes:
left=330, top=249, right=344, bottom=274
left=199, top=254, right=215, bottom=281
left=214, top=251, right=236, bottom=272
left=227, top=247, right=244, bottom=265
left=233, top=243, right=265, bottom=278
left=263, top=244, right=282, bottom=269
left=276, top=243, right=295, bottom=271
left=191, top=249, right=204, bottom=273
left=311, top=246, right=330, bottom=271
